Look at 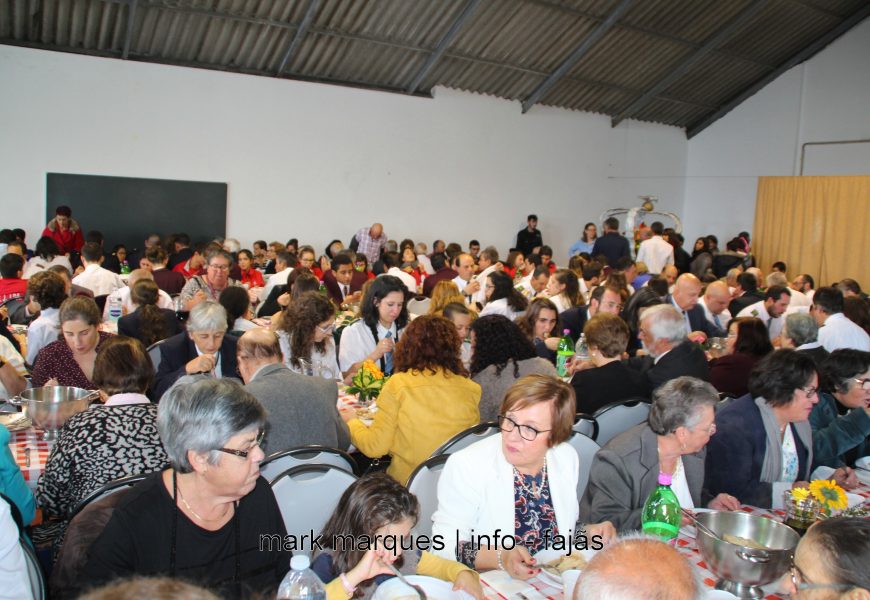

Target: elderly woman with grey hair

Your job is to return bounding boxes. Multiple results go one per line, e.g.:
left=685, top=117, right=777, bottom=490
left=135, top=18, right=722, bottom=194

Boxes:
left=153, top=301, right=239, bottom=399
left=781, top=312, right=828, bottom=367
left=579, top=377, right=740, bottom=532
left=78, top=377, right=289, bottom=598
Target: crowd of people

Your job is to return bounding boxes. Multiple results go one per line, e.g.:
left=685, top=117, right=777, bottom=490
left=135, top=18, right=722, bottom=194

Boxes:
left=0, top=207, right=868, bottom=599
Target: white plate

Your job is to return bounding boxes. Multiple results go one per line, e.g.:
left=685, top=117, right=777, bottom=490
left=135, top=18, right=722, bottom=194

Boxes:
left=856, top=456, right=870, bottom=470
left=705, top=590, right=738, bottom=599
left=846, top=492, right=864, bottom=509
left=533, top=548, right=597, bottom=586
left=372, top=575, right=473, bottom=600
left=678, top=507, right=715, bottom=538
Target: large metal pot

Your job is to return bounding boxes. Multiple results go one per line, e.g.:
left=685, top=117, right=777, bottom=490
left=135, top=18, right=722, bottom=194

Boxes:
left=695, top=511, right=799, bottom=599
left=10, top=387, right=99, bottom=440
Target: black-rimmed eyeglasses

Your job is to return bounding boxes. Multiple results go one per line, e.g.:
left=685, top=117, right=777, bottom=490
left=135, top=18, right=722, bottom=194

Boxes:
left=217, top=430, right=265, bottom=459
left=498, top=415, right=551, bottom=441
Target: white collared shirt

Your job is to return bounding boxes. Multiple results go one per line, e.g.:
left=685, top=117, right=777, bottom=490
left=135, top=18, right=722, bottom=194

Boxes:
left=258, top=266, right=293, bottom=302
left=818, top=313, right=870, bottom=352
left=72, top=263, right=125, bottom=297
left=737, top=300, right=784, bottom=340
left=104, top=393, right=151, bottom=407
left=195, top=345, right=222, bottom=378
left=698, top=296, right=730, bottom=331
left=474, top=264, right=498, bottom=305
left=386, top=267, right=417, bottom=293
left=636, top=236, right=674, bottom=275
left=452, top=275, right=471, bottom=295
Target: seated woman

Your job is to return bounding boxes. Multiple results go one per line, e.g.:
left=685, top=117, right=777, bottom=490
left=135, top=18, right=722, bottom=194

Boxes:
left=153, top=301, right=239, bottom=400
left=277, top=291, right=339, bottom=379
left=399, top=246, right=424, bottom=286
left=31, top=296, right=113, bottom=388
left=36, top=336, right=168, bottom=547
left=544, top=269, right=582, bottom=313
left=705, top=349, right=818, bottom=509
left=515, top=298, right=560, bottom=364
left=24, top=269, right=68, bottom=365
left=77, top=378, right=290, bottom=598
left=442, top=303, right=474, bottom=369
left=0, top=424, right=36, bottom=528
left=340, top=315, right=480, bottom=484
left=236, top=249, right=264, bottom=289
left=570, top=313, right=648, bottom=414
left=432, top=375, right=615, bottom=578
left=427, top=280, right=466, bottom=316
left=219, top=286, right=258, bottom=335
left=709, top=317, right=772, bottom=398
left=479, top=271, right=528, bottom=321
left=781, top=312, right=828, bottom=367
left=338, top=276, right=408, bottom=378
left=580, top=377, right=739, bottom=531
left=312, top=473, right=482, bottom=600
left=784, top=517, right=870, bottom=599
left=810, top=349, right=869, bottom=479
left=469, top=315, right=556, bottom=423
left=118, top=279, right=181, bottom=347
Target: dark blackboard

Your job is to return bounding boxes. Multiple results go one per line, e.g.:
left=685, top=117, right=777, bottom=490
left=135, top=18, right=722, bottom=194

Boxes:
left=46, top=173, right=227, bottom=254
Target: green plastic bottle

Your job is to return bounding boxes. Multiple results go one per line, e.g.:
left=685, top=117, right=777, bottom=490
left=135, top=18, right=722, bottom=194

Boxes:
left=641, top=472, right=682, bottom=543
left=555, top=328, right=574, bottom=378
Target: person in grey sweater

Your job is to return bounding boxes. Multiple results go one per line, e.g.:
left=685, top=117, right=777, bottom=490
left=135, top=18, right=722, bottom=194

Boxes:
left=469, top=315, right=557, bottom=422
left=237, top=328, right=349, bottom=455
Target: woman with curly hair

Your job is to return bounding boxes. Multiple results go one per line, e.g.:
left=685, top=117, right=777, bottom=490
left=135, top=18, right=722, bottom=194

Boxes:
left=515, top=297, right=560, bottom=364
left=544, top=268, right=583, bottom=313
left=479, top=270, right=528, bottom=320
left=340, top=315, right=481, bottom=483
left=118, top=279, right=181, bottom=347
left=427, top=280, right=467, bottom=316
left=470, top=315, right=557, bottom=422
left=24, top=269, right=69, bottom=364
left=277, top=291, right=338, bottom=379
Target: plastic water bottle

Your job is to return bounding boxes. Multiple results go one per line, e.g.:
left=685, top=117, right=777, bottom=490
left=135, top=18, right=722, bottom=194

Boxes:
left=555, top=329, right=574, bottom=378
left=574, top=334, right=589, bottom=361
left=120, top=260, right=130, bottom=275
left=641, top=472, right=682, bottom=544
left=318, top=280, right=327, bottom=295
left=277, top=555, right=326, bottom=600
left=107, top=296, right=123, bottom=324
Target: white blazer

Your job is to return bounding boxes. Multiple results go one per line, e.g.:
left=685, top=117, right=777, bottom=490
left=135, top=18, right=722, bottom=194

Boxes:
left=431, top=433, right=579, bottom=559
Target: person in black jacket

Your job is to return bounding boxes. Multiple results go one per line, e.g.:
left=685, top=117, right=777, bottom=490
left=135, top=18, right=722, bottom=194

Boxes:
left=728, top=271, right=765, bottom=317
left=591, top=217, right=631, bottom=268
left=515, top=214, right=543, bottom=257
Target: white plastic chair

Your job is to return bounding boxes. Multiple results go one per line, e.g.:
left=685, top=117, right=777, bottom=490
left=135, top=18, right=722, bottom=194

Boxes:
left=259, top=445, right=356, bottom=483
left=430, top=422, right=500, bottom=457
left=593, top=399, right=650, bottom=446
left=567, top=432, right=601, bottom=499
left=406, top=454, right=450, bottom=538
left=271, top=464, right=357, bottom=551
left=406, top=297, right=431, bottom=316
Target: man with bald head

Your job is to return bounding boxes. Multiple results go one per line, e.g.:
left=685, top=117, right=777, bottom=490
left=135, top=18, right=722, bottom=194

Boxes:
left=100, top=268, right=174, bottom=322
left=698, top=280, right=732, bottom=334
left=238, top=328, right=349, bottom=454
left=354, top=222, right=388, bottom=265
left=670, top=274, right=725, bottom=340
left=575, top=536, right=701, bottom=600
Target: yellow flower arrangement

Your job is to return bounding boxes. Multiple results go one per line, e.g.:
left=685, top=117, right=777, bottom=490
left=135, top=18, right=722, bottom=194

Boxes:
left=790, top=487, right=810, bottom=502
left=347, top=360, right=388, bottom=403
left=809, top=479, right=848, bottom=513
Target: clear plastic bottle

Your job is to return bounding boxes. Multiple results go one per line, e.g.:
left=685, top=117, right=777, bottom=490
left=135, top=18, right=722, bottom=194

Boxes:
left=641, top=472, right=682, bottom=544
left=574, top=333, right=589, bottom=361
left=555, top=329, right=574, bottom=378
left=107, top=296, right=123, bottom=324
left=318, top=280, right=327, bottom=295
left=277, top=555, right=327, bottom=600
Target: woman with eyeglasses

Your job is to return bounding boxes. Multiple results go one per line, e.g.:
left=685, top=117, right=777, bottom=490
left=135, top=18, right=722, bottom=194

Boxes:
left=478, top=271, right=528, bottom=321
left=179, top=248, right=251, bottom=312
left=809, top=349, right=869, bottom=487
left=705, top=349, right=820, bottom=509
left=785, top=517, right=870, bottom=599
left=431, top=375, right=616, bottom=580
left=78, top=378, right=290, bottom=599
left=276, top=291, right=339, bottom=379
left=580, top=377, right=740, bottom=532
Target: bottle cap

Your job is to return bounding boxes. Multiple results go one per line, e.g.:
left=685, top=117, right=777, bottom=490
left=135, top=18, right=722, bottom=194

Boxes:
left=563, top=329, right=570, bottom=334
left=657, top=472, right=672, bottom=486
left=291, top=555, right=310, bottom=571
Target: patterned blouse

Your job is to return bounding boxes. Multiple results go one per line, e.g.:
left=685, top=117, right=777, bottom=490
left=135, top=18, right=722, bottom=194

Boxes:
left=30, top=331, right=114, bottom=388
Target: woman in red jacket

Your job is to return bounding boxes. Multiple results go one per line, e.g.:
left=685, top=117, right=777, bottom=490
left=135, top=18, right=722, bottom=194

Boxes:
left=41, top=205, right=84, bottom=255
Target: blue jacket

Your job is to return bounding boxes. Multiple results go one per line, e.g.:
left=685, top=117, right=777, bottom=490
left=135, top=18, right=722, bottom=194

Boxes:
left=0, top=425, right=36, bottom=525
left=591, top=233, right=630, bottom=268
left=705, top=395, right=810, bottom=509
left=809, top=392, right=870, bottom=469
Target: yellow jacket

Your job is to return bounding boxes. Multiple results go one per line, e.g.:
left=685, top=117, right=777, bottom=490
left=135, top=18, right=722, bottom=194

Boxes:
left=348, top=368, right=481, bottom=484
left=324, top=551, right=478, bottom=600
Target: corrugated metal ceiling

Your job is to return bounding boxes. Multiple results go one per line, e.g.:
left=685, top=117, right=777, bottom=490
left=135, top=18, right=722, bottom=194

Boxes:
left=1, top=0, right=868, bottom=137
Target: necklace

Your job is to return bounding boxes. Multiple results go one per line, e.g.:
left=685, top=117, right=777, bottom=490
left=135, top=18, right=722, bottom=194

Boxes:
left=514, top=461, right=548, bottom=499
left=177, top=479, right=230, bottom=522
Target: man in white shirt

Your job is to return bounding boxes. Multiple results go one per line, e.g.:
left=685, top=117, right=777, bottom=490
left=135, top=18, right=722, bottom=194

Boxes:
left=812, top=287, right=870, bottom=352
left=383, top=251, right=417, bottom=294
left=791, top=273, right=815, bottom=301
left=101, top=268, right=174, bottom=322
left=258, top=250, right=293, bottom=304
left=515, top=267, right=549, bottom=300
left=769, top=271, right=811, bottom=308
left=698, top=280, right=732, bottom=333
left=635, top=222, right=674, bottom=276
left=451, top=253, right=480, bottom=299
left=72, top=242, right=125, bottom=297
left=736, top=285, right=791, bottom=340
left=473, top=247, right=500, bottom=305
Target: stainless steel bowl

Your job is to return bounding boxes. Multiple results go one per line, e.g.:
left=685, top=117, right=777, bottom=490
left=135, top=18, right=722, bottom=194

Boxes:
left=10, top=387, right=98, bottom=440
left=695, top=511, right=798, bottom=599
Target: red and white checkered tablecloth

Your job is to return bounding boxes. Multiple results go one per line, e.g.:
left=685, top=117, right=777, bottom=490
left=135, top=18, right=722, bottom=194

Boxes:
left=9, top=427, right=54, bottom=492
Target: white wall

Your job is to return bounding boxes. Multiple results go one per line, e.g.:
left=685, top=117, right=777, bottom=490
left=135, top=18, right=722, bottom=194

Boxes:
left=683, top=17, right=870, bottom=244
left=0, top=45, right=687, bottom=261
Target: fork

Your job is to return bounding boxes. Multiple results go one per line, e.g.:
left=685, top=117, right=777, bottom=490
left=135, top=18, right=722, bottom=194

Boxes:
left=384, top=561, right=427, bottom=600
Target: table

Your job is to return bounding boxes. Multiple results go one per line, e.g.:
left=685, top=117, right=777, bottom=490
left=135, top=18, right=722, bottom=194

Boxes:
left=8, top=427, right=54, bottom=492
left=478, top=481, right=870, bottom=600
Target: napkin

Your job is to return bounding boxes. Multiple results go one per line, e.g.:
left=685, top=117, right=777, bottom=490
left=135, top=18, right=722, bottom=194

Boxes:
left=480, top=570, right=548, bottom=600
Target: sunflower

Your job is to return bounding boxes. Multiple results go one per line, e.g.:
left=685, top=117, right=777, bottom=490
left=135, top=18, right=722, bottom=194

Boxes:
left=791, top=487, right=810, bottom=502
left=809, top=479, right=848, bottom=511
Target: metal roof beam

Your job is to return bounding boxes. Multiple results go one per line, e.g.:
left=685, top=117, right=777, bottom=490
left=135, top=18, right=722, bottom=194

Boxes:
left=121, top=0, right=138, bottom=59
left=276, top=0, right=320, bottom=75
left=611, top=0, right=769, bottom=128
left=405, top=0, right=481, bottom=94
left=686, top=4, right=870, bottom=138
left=521, top=0, right=636, bottom=114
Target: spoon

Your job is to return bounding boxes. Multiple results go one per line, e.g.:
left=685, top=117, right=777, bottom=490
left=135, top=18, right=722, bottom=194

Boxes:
left=383, top=561, right=427, bottom=600
left=680, top=507, right=723, bottom=541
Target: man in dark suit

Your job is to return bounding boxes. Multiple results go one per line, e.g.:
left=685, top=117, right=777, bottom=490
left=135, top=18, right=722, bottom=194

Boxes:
left=238, top=329, right=349, bottom=454
left=153, top=301, right=239, bottom=400
left=422, top=253, right=457, bottom=297
left=669, top=274, right=726, bottom=340
left=322, top=253, right=365, bottom=308
left=728, top=271, right=765, bottom=317
left=591, top=217, right=631, bottom=268
left=626, top=304, right=710, bottom=393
